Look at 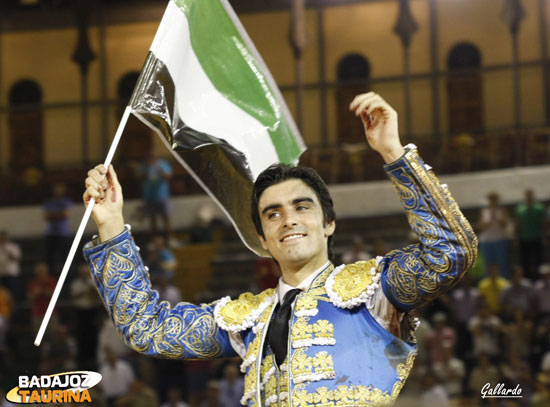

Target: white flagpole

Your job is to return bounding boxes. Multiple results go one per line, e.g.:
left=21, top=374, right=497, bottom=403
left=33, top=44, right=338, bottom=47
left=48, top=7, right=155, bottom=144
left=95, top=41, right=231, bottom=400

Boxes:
left=34, top=106, right=133, bottom=346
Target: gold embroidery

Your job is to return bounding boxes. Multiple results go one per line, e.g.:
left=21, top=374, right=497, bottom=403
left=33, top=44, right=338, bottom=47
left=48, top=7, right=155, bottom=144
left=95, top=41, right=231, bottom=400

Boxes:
left=280, top=367, right=289, bottom=394
left=291, top=349, right=335, bottom=383
left=291, top=318, right=335, bottom=345
left=244, top=364, right=256, bottom=401
left=261, top=355, right=272, bottom=378
left=244, top=334, right=261, bottom=364
left=219, top=289, right=275, bottom=327
left=91, top=237, right=226, bottom=359
left=292, top=318, right=314, bottom=342
left=331, top=260, right=378, bottom=302
left=294, top=385, right=392, bottom=407
left=396, top=351, right=416, bottom=381
left=179, top=311, right=222, bottom=358
left=290, top=351, right=417, bottom=406
left=309, top=264, right=334, bottom=289
left=265, top=374, right=277, bottom=398
left=295, top=296, right=318, bottom=313
left=113, top=285, right=149, bottom=325
left=315, top=320, right=334, bottom=339
left=383, top=148, right=478, bottom=308
left=103, top=250, right=134, bottom=289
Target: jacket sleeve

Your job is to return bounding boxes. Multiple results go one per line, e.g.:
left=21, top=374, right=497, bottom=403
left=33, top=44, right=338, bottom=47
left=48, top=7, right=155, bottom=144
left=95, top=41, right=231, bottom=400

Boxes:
left=379, top=145, right=478, bottom=312
left=83, top=227, right=238, bottom=359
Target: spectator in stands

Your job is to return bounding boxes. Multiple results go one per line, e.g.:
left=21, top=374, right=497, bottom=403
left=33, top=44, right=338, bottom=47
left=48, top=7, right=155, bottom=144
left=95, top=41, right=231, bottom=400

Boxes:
left=425, top=312, right=457, bottom=364
left=0, top=231, right=21, bottom=297
left=153, top=274, right=182, bottom=306
left=419, top=370, right=450, bottom=407
left=500, top=348, right=533, bottom=402
left=40, top=324, right=77, bottom=374
left=478, top=191, right=511, bottom=277
left=43, top=182, right=73, bottom=274
left=218, top=362, right=243, bottom=407
left=451, top=274, right=478, bottom=360
left=516, top=189, right=546, bottom=280
left=97, top=317, right=131, bottom=366
left=534, top=264, right=550, bottom=320
left=146, top=235, right=177, bottom=283
left=27, top=262, right=57, bottom=333
left=0, top=284, right=13, bottom=324
left=467, top=352, right=499, bottom=405
left=468, top=301, right=501, bottom=361
left=117, top=377, right=160, bottom=407
left=432, top=341, right=465, bottom=398
left=501, top=308, right=533, bottom=360
left=140, top=151, right=173, bottom=239
left=70, top=263, right=103, bottom=369
left=341, top=235, right=372, bottom=264
left=154, top=357, right=187, bottom=406
left=199, top=380, right=223, bottom=407
left=160, top=388, right=189, bottom=407
left=478, top=263, right=509, bottom=314
left=99, top=346, right=135, bottom=407
left=499, top=265, right=534, bottom=321
left=411, top=307, right=432, bottom=366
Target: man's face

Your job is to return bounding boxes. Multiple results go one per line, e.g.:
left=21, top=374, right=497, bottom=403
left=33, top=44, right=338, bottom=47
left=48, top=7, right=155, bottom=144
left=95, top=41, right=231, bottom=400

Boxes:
left=257, top=179, right=335, bottom=269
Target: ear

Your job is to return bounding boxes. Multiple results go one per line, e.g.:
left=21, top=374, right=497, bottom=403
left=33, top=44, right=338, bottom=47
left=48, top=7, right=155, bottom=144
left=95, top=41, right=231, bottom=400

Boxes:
left=324, top=220, right=336, bottom=237
left=258, top=234, right=269, bottom=251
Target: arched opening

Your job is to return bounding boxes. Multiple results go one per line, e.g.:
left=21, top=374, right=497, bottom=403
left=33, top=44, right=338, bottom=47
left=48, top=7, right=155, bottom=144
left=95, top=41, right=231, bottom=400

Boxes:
left=8, top=79, right=44, bottom=172
left=336, top=53, right=371, bottom=145
left=446, top=42, right=483, bottom=135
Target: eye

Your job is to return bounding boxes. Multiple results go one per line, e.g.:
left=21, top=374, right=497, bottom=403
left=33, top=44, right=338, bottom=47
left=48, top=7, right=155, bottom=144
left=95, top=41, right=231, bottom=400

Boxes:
left=296, top=205, right=308, bottom=211
left=268, top=211, right=280, bottom=220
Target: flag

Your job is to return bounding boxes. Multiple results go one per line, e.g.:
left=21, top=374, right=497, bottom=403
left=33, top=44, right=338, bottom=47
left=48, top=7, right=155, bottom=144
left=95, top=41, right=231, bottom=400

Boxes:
left=129, top=0, right=306, bottom=255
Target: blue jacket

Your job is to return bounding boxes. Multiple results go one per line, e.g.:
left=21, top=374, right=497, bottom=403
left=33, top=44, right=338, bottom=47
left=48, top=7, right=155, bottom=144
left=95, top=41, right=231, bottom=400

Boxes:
left=84, top=146, right=477, bottom=407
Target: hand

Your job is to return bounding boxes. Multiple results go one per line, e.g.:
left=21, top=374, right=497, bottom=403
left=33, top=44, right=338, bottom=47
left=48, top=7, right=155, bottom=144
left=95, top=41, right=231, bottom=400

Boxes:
left=349, top=92, right=405, bottom=163
left=83, top=165, right=125, bottom=241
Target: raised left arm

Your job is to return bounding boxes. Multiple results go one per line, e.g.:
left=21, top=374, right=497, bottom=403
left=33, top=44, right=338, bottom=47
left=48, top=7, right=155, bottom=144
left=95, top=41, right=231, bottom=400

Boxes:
left=349, top=92, right=477, bottom=312
left=379, top=146, right=478, bottom=311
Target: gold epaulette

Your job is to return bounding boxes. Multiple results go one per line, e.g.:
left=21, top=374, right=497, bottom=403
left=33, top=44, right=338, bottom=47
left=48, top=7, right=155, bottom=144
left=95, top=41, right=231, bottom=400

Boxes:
left=326, top=258, right=382, bottom=309
left=214, top=288, right=276, bottom=333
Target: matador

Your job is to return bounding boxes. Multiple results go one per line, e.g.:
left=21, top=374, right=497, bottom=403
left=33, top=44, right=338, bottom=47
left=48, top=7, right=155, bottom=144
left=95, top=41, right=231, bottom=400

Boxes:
left=83, top=92, right=477, bottom=406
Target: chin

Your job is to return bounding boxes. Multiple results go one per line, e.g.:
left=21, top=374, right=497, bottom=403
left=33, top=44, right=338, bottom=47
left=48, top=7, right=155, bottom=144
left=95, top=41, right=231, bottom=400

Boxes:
left=278, top=250, right=314, bottom=267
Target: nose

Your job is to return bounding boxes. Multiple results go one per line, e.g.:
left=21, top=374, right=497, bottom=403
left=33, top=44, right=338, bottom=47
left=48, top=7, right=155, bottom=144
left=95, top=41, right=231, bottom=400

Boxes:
left=281, top=212, right=297, bottom=229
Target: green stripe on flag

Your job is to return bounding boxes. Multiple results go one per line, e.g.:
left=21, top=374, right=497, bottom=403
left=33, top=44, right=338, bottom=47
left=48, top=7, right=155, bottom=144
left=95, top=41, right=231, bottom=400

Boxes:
left=174, top=0, right=301, bottom=164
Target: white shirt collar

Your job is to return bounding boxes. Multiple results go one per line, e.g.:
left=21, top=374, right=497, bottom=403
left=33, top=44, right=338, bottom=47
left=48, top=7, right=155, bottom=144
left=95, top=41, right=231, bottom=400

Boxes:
left=277, top=260, right=331, bottom=304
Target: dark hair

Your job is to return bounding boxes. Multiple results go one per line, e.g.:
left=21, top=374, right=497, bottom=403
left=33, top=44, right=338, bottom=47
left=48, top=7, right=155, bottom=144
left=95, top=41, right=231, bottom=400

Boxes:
left=251, top=164, right=336, bottom=260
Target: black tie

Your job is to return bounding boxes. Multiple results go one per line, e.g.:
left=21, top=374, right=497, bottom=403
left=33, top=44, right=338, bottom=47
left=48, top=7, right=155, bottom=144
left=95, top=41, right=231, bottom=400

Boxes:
left=267, top=288, right=301, bottom=366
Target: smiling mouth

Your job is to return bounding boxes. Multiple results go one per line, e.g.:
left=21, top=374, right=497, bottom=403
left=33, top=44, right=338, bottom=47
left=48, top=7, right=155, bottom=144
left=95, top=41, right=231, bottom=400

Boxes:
left=280, top=233, right=307, bottom=242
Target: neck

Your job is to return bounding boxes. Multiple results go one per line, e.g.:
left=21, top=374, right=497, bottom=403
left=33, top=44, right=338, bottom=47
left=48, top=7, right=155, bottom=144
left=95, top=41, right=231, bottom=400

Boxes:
left=279, top=255, right=329, bottom=287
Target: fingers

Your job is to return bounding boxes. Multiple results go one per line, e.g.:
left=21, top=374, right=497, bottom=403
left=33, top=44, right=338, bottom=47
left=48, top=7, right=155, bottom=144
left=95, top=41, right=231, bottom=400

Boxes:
left=349, top=92, right=395, bottom=118
left=106, top=165, right=121, bottom=190
left=84, top=164, right=108, bottom=204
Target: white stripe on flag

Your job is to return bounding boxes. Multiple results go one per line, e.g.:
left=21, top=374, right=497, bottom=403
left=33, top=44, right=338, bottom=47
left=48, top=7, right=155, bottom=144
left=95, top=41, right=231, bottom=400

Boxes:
left=150, top=1, right=280, bottom=179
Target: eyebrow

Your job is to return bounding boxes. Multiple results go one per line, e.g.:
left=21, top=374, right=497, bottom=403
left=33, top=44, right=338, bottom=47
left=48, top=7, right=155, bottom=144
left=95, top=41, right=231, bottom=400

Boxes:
left=261, top=197, right=315, bottom=216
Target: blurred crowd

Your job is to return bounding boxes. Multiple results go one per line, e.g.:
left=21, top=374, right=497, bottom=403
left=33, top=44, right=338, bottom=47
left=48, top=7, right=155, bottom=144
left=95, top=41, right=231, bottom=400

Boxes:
left=0, top=182, right=548, bottom=407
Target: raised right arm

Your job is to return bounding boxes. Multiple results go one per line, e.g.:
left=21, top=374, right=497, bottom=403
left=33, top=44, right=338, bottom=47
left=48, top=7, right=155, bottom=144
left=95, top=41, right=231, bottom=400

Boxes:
left=83, top=228, right=237, bottom=359
left=83, top=164, right=237, bottom=359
